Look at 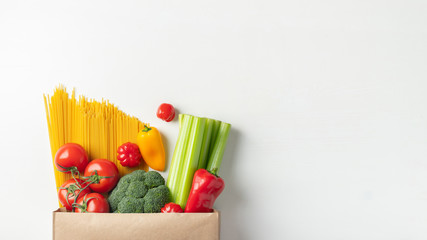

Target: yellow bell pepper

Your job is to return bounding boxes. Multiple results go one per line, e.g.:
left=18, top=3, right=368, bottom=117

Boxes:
left=136, top=125, right=166, bottom=171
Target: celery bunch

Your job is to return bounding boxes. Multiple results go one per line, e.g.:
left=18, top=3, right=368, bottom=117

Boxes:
left=166, top=114, right=231, bottom=209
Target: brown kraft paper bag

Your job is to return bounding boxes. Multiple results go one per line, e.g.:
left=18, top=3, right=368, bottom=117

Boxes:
left=53, top=208, right=220, bottom=240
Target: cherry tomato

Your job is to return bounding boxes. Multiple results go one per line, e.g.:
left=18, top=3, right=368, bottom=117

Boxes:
left=117, top=142, right=142, bottom=168
left=84, top=159, right=119, bottom=193
left=161, top=202, right=184, bottom=213
left=75, top=193, right=109, bottom=213
left=58, top=179, right=92, bottom=210
left=157, top=103, right=175, bottom=122
left=55, top=143, right=89, bottom=173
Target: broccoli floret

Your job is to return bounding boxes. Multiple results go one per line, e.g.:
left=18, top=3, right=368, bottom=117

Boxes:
left=108, top=187, right=127, bottom=211
left=131, top=169, right=146, bottom=182
left=118, top=197, right=145, bottom=213
left=108, top=170, right=170, bottom=213
left=119, top=170, right=145, bottom=186
left=143, top=185, right=170, bottom=213
left=144, top=171, right=165, bottom=188
left=116, top=174, right=132, bottom=189
left=126, top=181, right=147, bottom=198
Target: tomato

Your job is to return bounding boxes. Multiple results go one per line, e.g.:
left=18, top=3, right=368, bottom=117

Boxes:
left=58, top=179, right=92, bottom=211
left=161, top=202, right=183, bottom=213
left=156, top=103, right=175, bottom=122
left=84, top=159, right=119, bottom=193
left=75, top=193, right=109, bottom=213
left=55, top=143, right=89, bottom=173
left=117, top=142, right=142, bottom=168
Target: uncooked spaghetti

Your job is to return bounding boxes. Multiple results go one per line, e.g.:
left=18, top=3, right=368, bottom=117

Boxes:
left=44, top=85, right=148, bottom=194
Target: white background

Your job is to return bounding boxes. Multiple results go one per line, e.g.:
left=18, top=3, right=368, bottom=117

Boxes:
left=0, top=0, right=426, bottom=239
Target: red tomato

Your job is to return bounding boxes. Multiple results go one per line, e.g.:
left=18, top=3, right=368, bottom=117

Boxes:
left=75, top=193, right=109, bottom=213
left=117, top=142, right=142, bottom=168
left=84, top=159, right=119, bottom=193
left=161, top=202, right=184, bottom=213
left=156, top=103, right=175, bottom=122
left=55, top=143, right=89, bottom=173
left=58, top=179, right=92, bottom=210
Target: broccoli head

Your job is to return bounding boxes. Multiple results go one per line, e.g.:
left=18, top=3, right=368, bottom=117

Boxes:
left=118, top=196, right=145, bottom=213
left=108, top=170, right=170, bottom=213
left=144, top=171, right=165, bottom=188
left=143, top=185, right=170, bottom=213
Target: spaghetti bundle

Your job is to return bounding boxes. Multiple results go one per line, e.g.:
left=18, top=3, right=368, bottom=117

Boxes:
left=44, top=85, right=148, bottom=192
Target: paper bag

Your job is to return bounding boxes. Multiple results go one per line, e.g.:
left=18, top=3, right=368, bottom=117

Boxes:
left=53, top=208, right=220, bottom=240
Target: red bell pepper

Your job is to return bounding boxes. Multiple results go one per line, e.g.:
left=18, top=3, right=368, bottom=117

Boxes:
left=184, top=169, right=225, bottom=213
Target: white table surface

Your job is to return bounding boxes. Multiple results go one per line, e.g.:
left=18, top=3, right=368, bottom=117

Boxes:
left=0, top=1, right=426, bottom=239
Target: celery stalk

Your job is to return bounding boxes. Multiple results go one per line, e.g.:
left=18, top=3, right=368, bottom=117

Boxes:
left=178, top=113, right=184, bottom=129
left=166, top=114, right=194, bottom=202
left=197, top=118, right=215, bottom=170
left=175, top=116, right=207, bottom=208
left=208, top=120, right=221, bottom=158
left=206, top=122, right=231, bottom=175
